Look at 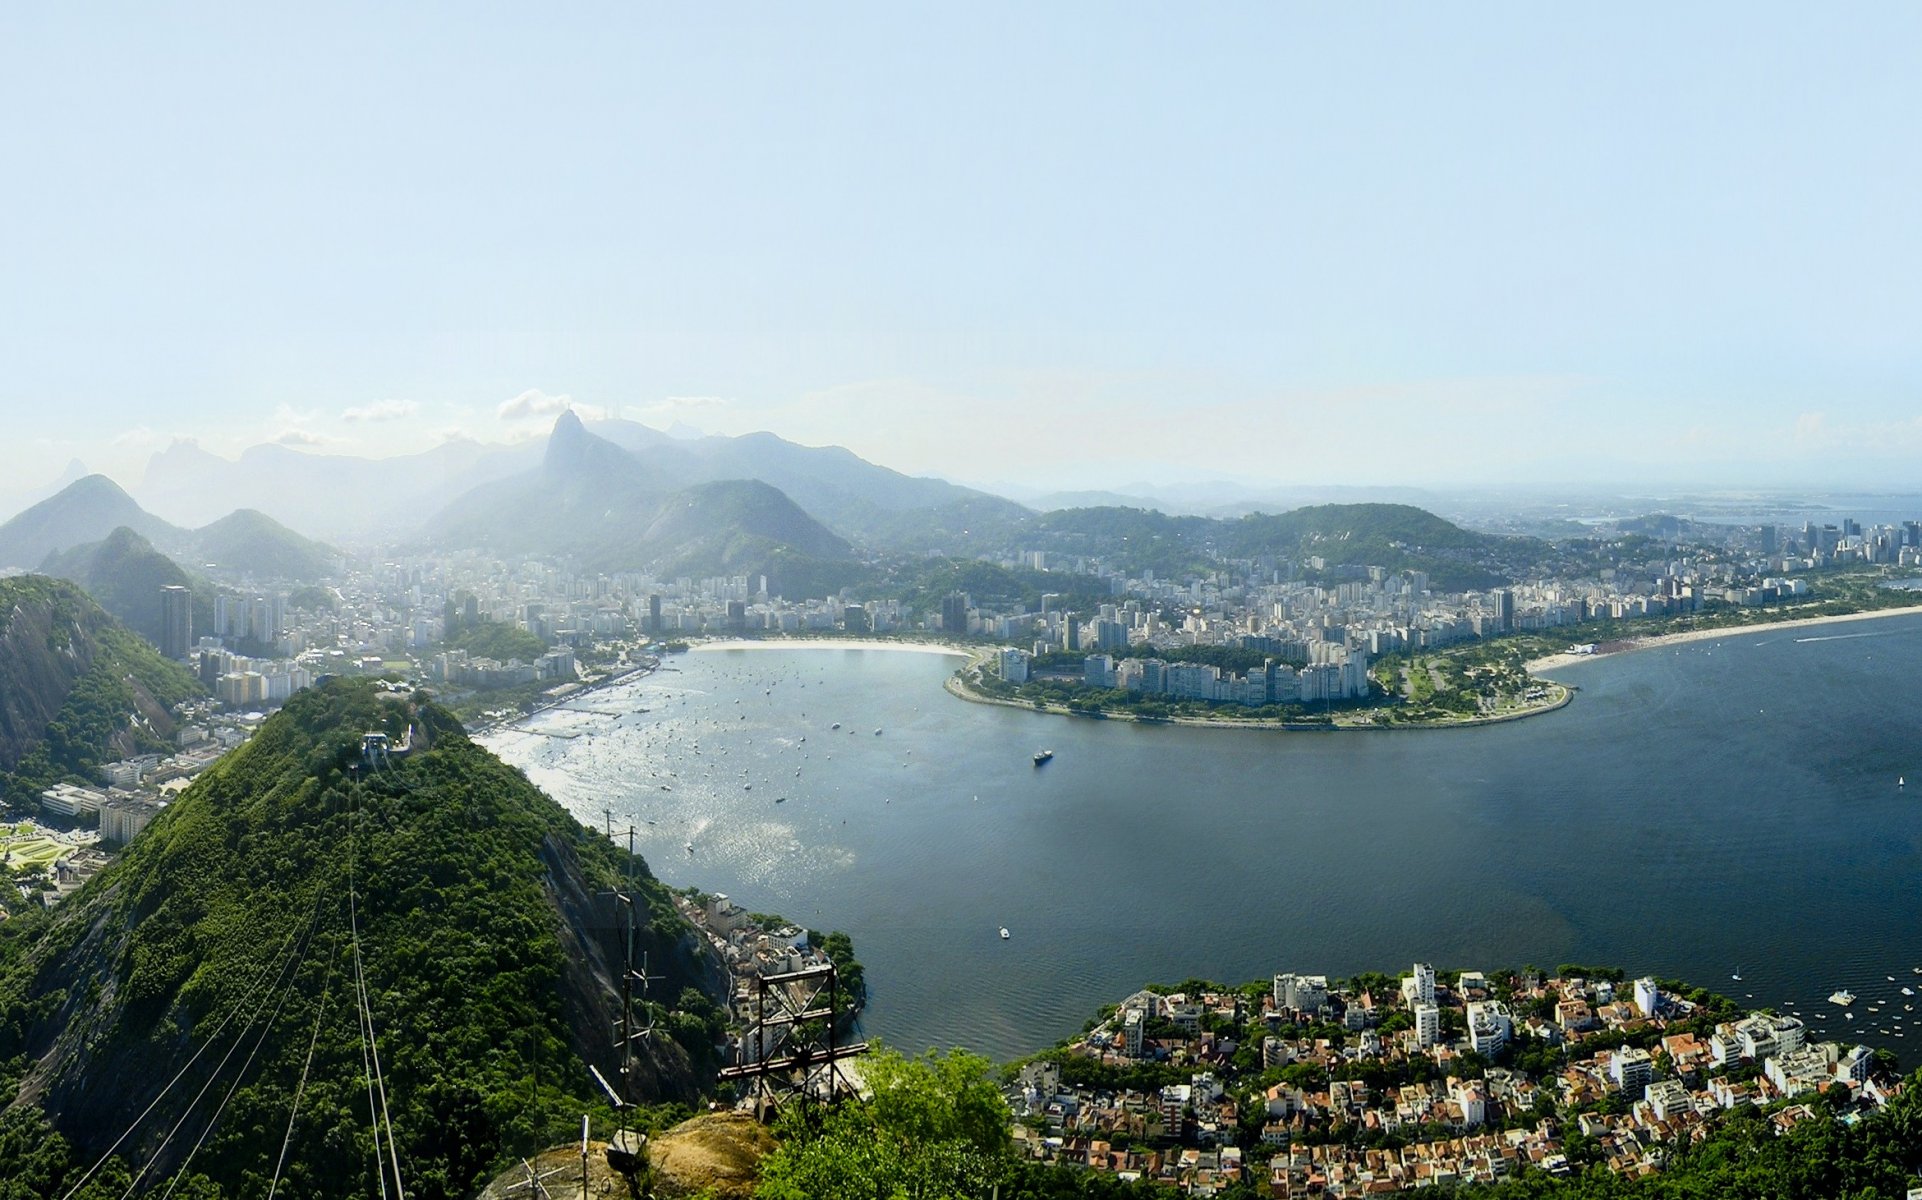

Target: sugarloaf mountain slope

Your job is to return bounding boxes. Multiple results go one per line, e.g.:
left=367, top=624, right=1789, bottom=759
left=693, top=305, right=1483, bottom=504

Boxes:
left=0, top=678, right=728, bottom=1200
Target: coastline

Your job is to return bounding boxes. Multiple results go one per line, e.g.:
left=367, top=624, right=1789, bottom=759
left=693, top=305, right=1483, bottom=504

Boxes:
left=693, top=636, right=972, bottom=658
left=1525, top=602, right=1922, bottom=674
left=944, top=671, right=1572, bottom=732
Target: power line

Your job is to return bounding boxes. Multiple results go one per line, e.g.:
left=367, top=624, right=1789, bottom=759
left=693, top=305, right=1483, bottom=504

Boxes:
left=348, top=771, right=389, bottom=1200
left=56, top=904, right=316, bottom=1200
left=117, top=898, right=325, bottom=1200
left=158, top=914, right=325, bottom=1200
left=349, top=772, right=406, bottom=1200
left=265, top=934, right=338, bottom=1200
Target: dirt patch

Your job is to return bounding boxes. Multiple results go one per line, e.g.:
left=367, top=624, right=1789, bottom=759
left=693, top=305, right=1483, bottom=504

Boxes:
left=476, top=1113, right=775, bottom=1200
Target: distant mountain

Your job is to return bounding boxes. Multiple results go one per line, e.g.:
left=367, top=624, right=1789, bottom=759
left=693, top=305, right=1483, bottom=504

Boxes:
left=1027, top=502, right=1545, bottom=590
left=584, top=418, right=1032, bottom=550
left=0, top=677, right=728, bottom=1195
left=37, top=527, right=203, bottom=646
left=0, top=576, right=200, bottom=803
left=186, top=508, right=338, bottom=582
left=137, top=436, right=540, bottom=539
left=0, top=474, right=184, bottom=571
left=427, top=412, right=854, bottom=583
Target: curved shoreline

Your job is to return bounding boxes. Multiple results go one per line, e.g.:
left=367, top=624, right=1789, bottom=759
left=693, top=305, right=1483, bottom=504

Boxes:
left=1525, top=602, right=1922, bottom=674
left=943, top=670, right=1572, bottom=733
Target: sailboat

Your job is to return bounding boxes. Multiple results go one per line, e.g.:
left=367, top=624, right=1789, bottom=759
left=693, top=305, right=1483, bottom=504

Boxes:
left=1731, top=966, right=1742, bottom=982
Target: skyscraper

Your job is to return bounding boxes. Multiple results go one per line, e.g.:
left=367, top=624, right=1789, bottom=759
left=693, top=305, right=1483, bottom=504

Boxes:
left=1489, top=588, right=1514, bottom=634
left=160, top=585, right=192, bottom=660
left=940, top=591, right=969, bottom=635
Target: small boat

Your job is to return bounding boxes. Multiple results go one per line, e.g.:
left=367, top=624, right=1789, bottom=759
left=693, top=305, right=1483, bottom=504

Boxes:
left=684, top=842, right=694, bottom=853
left=1731, top=967, right=1742, bottom=981
left=775, top=797, right=785, bottom=804
left=1831, top=989, right=1857, bottom=1005
left=873, top=728, right=882, bottom=736
left=1033, top=750, right=1054, bottom=766
left=999, top=927, right=1010, bottom=940
left=831, top=722, right=841, bottom=730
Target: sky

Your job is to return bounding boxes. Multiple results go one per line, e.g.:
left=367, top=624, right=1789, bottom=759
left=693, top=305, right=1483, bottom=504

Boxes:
left=3, top=3, right=1920, bottom=495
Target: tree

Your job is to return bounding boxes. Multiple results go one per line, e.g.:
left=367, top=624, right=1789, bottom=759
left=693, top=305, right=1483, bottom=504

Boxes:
left=756, top=1045, right=1011, bottom=1200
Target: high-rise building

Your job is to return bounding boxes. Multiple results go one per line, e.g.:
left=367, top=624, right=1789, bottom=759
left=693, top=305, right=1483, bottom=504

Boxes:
left=1413, top=1003, right=1441, bottom=1047
left=647, top=593, right=663, bottom=634
left=160, top=585, right=192, bottom=660
left=1488, top=588, right=1514, bottom=634
left=940, top=592, right=970, bottom=636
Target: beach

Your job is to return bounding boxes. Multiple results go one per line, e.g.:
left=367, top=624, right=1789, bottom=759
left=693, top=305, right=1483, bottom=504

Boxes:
left=1525, top=603, right=1922, bottom=673
left=692, top=637, right=973, bottom=658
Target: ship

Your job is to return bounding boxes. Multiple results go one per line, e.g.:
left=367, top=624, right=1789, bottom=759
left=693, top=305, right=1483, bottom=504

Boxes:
left=1830, top=989, right=1857, bottom=1006
left=1033, top=750, right=1054, bottom=766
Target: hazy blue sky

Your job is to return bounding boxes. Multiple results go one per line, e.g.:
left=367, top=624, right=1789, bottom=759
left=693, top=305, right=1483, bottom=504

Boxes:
left=4, top=4, right=1920, bottom=492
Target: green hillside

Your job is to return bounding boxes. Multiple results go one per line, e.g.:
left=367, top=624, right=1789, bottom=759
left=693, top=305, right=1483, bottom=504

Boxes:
left=0, top=679, right=727, bottom=1200
left=187, top=508, right=337, bottom=582
left=0, top=576, right=202, bottom=812
left=37, top=526, right=213, bottom=648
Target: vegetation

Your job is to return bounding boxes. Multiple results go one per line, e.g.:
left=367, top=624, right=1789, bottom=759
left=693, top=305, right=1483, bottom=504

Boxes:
left=445, top=617, right=547, bottom=662
left=0, top=678, right=722, bottom=1200
left=0, top=576, right=203, bottom=814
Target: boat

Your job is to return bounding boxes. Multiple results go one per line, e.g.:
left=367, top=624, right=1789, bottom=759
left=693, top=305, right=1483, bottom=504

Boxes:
left=874, top=728, right=882, bottom=736
left=999, top=927, right=1010, bottom=940
left=1831, top=989, right=1857, bottom=1005
left=1033, top=750, right=1054, bottom=766
left=1731, top=967, right=1742, bottom=981
left=831, top=722, right=841, bottom=730
left=684, top=842, right=694, bottom=853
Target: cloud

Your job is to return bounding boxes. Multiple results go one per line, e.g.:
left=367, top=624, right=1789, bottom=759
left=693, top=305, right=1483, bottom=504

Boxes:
left=272, top=428, right=331, bottom=447
left=498, top=389, right=575, bottom=420
left=342, top=398, right=419, bottom=423
left=111, top=426, right=172, bottom=449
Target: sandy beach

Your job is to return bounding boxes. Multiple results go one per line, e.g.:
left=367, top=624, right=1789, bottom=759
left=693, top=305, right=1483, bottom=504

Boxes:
left=1526, top=603, right=1922, bottom=674
left=692, top=637, right=974, bottom=658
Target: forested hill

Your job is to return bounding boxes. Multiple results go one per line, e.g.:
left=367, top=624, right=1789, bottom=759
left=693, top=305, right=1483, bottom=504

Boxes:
left=1027, top=502, right=1548, bottom=590
left=0, top=576, right=201, bottom=808
left=0, top=679, right=729, bottom=1200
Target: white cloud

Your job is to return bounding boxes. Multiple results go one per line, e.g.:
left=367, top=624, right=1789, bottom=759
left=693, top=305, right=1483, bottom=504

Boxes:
left=498, top=389, right=575, bottom=420
left=273, top=428, right=331, bottom=447
left=342, top=398, right=419, bottom=423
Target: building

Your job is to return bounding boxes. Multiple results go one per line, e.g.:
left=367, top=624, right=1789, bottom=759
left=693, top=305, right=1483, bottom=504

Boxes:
left=941, top=592, right=970, bottom=636
left=1273, top=973, right=1328, bottom=1014
left=1633, top=977, right=1661, bottom=1018
left=1610, top=1047, right=1653, bottom=1097
left=1404, top=962, right=1436, bottom=1008
left=40, top=783, right=107, bottom=821
left=1467, top=1001, right=1512, bottom=1057
left=1489, top=588, right=1514, bottom=634
left=998, top=648, right=1030, bottom=683
left=160, top=584, right=192, bottom=660
left=99, top=797, right=164, bottom=845
left=1413, top=1003, right=1441, bottom=1048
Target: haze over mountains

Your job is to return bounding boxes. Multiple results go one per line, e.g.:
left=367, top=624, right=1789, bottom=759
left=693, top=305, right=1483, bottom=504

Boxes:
left=0, top=475, right=338, bottom=584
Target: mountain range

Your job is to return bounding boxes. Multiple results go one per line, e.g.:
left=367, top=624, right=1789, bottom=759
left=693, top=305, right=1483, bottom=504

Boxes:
left=0, top=475, right=337, bottom=584
left=119, top=417, right=1028, bottom=550
left=421, top=411, right=860, bottom=581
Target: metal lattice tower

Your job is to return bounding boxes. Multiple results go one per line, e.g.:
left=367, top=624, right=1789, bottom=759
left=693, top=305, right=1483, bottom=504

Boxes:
left=716, top=962, right=867, bottom=1120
